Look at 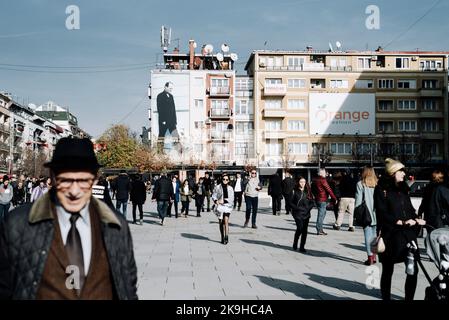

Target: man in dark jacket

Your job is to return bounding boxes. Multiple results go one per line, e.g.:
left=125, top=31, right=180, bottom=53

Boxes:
left=130, top=175, right=147, bottom=225
left=114, top=171, right=131, bottom=219
left=203, top=172, right=214, bottom=212
left=268, top=172, right=283, bottom=215
left=282, top=170, right=295, bottom=215
left=231, top=172, right=245, bottom=211
left=334, top=170, right=357, bottom=231
left=0, top=138, right=137, bottom=300
left=418, top=170, right=449, bottom=229
left=152, top=172, right=174, bottom=225
left=157, top=81, right=178, bottom=139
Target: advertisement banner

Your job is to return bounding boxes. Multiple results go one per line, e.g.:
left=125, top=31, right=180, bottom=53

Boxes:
left=309, top=93, right=375, bottom=135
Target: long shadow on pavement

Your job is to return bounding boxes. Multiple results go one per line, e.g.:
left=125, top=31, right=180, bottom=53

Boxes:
left=303, top=273, right=402, bottom=300
left=256, top=275, right=353, bottom=300
left=264, top=225, right=296, bottom=232
left=240, top=239, right=364, bottom=265
left=339, top=243, right=366, bottom=252
left=180, top=233, right=221, bottom=244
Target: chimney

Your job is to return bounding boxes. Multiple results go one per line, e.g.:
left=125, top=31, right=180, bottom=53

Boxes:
left=189, top=40, right=195, bottom=70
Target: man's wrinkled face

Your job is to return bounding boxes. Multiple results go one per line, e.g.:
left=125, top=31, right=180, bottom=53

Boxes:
left=55, top=171, right=96, bottom=213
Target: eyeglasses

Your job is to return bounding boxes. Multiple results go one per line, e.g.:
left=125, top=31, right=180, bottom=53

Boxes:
left=56, top=178, right=94, bottom=189
left=222, top=178, right=229, bottom=181
left=251, top=172, right=257, bottom=174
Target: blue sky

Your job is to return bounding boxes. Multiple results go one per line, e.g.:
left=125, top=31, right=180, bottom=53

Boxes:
left=1, top=0, right=448, bottom=138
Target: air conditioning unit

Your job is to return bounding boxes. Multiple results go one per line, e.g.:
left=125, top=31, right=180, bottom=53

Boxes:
left=371, top=56, right=378, bottom=61
left=259, top=62, right=266, bottom=67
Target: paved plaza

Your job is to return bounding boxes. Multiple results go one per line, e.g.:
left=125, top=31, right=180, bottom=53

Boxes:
left=127, top=193, right=437, bottom=300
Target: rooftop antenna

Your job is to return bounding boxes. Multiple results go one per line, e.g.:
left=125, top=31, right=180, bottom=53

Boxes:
left=335, top=41, right=342, bottom=51
left=160, top=25, right=171, bottom=53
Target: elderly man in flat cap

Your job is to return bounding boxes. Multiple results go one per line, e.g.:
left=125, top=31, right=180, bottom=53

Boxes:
left=0, top=138, right=137, bottom=300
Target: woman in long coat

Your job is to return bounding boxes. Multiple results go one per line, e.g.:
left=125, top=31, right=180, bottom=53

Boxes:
left=374, top=158, right=426, bottom=300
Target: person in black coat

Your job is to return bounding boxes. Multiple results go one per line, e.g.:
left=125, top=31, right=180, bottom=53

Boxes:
left=114, top=171, right=131, bottom=218
left=282, top=170, right=295, bottom=215
left=152, top=173, right=174, bottom=225
left=418, top=170, right=449, bottom=229
left=374, top=158, right=426, bottom=300
left=268, top=173, right=283, bottom=215
left=289, top=177, right=314, bottom=253
left=12, top=181, right=26, bottom=207
left=193, top=178, right=206, bottom=217
left=130, top=175, right=147, bottom=225
left=157, top=82, right=178, bottom=139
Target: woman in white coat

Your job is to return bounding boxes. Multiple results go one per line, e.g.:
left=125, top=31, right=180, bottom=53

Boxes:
left=212, top=173, right=234, bottom=244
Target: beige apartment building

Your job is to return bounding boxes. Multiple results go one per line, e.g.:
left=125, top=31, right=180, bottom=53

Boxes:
left=244, top=48, right=449, bottom=173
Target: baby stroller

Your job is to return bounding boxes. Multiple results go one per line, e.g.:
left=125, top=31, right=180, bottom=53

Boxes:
left=419, top=226, right=449, bottom=301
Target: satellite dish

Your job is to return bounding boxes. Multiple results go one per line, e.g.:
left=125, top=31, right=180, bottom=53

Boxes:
left=230, top=53, right=238, bottom=61
left=328, top=42, right=334, bottom=52
left=221, top=44, right=230, bottom=53
left=335, top=41, right=342, bottom=50
left=216, top=53, right=224, bottom=62
left=204, top=44, right=214, bottom=54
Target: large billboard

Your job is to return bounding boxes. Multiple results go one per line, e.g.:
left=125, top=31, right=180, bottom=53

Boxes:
left=150, top=72, right=190, bottom=153
left=309, top=93, right=375, bottom=135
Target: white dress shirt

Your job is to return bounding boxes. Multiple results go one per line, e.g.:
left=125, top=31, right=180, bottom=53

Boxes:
left=56, top=203, right=92, bottom=274
left=234, top=178, right=242, bottom=192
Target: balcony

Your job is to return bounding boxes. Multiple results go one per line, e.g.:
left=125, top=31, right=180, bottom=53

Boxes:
left=420, top=88, right=443, bottom=97
left=263, top=108, right=286, bottom=118
left=209, top=108, right=231, bottom=119
left=0, top=124, right=10, bottom=134
left=263, top=84, right=287, bottom=96
left=210, top=131, right=232, bottom=141
left=0, top=142, right=9, bottom=152
left=263, top=130, right=286, bottom=139
left=208, top=86, right=230, bottom=97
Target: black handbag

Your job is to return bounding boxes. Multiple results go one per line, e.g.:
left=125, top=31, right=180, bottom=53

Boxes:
left=354, top=186, right=372, bottom=228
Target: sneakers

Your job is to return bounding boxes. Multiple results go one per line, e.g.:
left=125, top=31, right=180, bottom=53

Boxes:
left=139, top=219, right=143, bottom=225
left=317, top=230, right=327, bottom=235
left=348, top=227, right=355, bottom=232
left=333, top=224, right=341, bottom=230
left=299, top=248, right=307, bottom=253
left=252, top=224, right=258, bottom=229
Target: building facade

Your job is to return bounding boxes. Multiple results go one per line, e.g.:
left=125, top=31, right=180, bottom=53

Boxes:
left=244, top=48, right=449, bottom=173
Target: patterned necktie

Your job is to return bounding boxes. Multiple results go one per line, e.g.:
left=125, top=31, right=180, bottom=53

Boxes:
left=66, top=213, right=85, bottom=295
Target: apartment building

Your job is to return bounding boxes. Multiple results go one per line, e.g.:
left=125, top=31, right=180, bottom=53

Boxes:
left=149, top=40, right=240, bottom=166
left=244, top=48, right=449, bottom=173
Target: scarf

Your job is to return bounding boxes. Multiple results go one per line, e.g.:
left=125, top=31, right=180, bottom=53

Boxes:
left=221, top=183, right=228, bottom=199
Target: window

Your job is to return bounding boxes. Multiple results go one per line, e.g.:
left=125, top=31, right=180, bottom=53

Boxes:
left=398, top=120, right=417, bottom=132
left=379, top=121, right=394, bottom=133
left=330, top=143, right=352, bottom=155
left=194, top=121, right=204, bottom=129
left=422, top=120, right=439, bottom=132
left=194, top=144, right=203, bottom=152
left=194, top=99, right=204, bottom=108
left=265, top=99, right=282, bottom=109
left=378, top=79, right=394, bottom=89
left=265, top=120, right=282, bottom=131
left=422, top=80, right=438, bottom=89
left=396, top=57, right=410, bottom=69
left=422, top=99, right=438, bottom=111
left=420, top=60, right=443, bottom=70
left=355, top=79, right=374, bottom=89
left=398, top=143, right=419, bottom=155
left=378, top=100, right=394, bottom=111
left=236, top=142, right=254, bottom=156
left=380, top=143, right=395, bottom=155
left=235, top=100, right=253, bottom=115
left=312, top=143, right=327, bottom=155
left=358, top=57, right=371, bottom=69
left=266, top=142, right=283, bottom=156
left=356, top=143, right=373, bottom=155
left=211, top=78, right=229, bottom=88
left=330, top=80, right=349, bottom=88
left=397, top=100, right=416, bottom=111
left=288, top=79, right=306, bottom=88
left=288, top=57, right=305, bottom=67
left=287, top=99, right=305, bottom=109
left=265, top=78, right=282, bottom=86
left=236, top=78, right=253, bottom=90
left=287, top=120, right=305, bottom=131
left=397, top=79, right=416, bottom=89
left=210, top=100, right=229, bottom=116
left=310, top=79, right=325, bottom=88
left=288, top=143, right=308, bottom=155
left=262, top=56, right=283, bottom=67
left=430, top=143, right=440, bottom=155
left=330, top=58, right=347, bottom=68
left=235, top=122, right=254, bottom=134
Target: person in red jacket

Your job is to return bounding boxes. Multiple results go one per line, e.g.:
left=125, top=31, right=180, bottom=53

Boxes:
left=312, top=168, right=337, bottom=235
